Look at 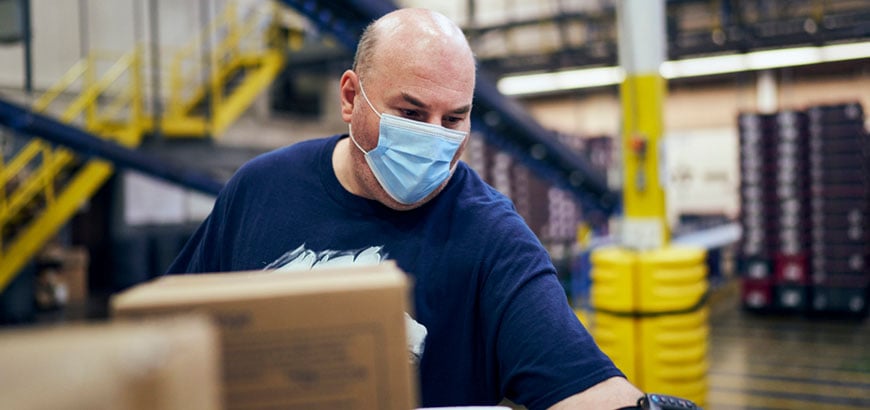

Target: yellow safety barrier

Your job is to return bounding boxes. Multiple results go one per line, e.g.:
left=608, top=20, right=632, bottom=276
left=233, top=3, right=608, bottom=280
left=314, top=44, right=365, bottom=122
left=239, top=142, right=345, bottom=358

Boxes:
left=591, top=246, right=708, bottom=406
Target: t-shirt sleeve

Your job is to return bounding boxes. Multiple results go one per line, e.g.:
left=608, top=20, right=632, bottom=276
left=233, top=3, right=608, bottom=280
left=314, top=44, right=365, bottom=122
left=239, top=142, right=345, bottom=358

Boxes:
left=163, top=139, right=331, bottom=275
left=481, top=214, right=624, bottom=409
left=164, top=169, right=241, bottom=274
left=164, top=211, right=220, bottom=274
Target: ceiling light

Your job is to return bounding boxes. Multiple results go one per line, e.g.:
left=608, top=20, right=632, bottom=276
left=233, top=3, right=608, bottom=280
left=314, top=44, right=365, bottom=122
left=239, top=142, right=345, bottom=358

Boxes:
left=822, top=41, right=870, bottom=62
left=746, top=47, right=821, bottom=70
left=497, top=66, right=625, bottom=96
left=660, top=54, right=744, bottom=78
left=497, top=41, right=870, bottom=96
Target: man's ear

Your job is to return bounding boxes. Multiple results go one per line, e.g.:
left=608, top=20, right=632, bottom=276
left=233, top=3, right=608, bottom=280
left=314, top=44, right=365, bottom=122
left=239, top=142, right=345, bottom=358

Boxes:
left=339, top=70, right=358, bottom=123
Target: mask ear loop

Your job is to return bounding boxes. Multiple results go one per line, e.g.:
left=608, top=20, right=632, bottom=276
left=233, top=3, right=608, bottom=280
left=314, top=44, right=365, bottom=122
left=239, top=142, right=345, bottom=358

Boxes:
left=348, top=123, right=369, bottom=154
left=358, top=79, right=382, bottom=118
left=349, top=79, right=381, bottom=154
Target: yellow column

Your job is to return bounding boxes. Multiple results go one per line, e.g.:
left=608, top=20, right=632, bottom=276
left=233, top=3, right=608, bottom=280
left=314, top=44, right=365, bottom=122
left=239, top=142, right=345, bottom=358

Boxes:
left=618, top=0, right=669, bottom=249
left=588, top=2, right=708, bottom=407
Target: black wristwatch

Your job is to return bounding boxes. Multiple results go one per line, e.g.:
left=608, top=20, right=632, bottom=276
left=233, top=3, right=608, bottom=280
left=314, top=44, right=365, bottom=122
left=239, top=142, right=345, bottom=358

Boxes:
left=617, top=393, right=702, bottom=410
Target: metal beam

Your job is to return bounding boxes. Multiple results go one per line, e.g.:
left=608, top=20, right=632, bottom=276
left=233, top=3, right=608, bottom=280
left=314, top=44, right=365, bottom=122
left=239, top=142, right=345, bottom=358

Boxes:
left=0, top=96, right=223, bottom=195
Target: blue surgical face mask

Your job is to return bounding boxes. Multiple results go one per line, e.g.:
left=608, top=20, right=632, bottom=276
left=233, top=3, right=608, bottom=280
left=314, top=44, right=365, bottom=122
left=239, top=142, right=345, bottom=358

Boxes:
left=349, top=80, right=467, bottom=205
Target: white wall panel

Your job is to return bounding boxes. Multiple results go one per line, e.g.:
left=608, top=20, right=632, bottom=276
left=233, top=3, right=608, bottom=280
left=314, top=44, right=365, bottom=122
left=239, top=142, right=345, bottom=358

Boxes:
left=0, top=0, right=223, bottom=90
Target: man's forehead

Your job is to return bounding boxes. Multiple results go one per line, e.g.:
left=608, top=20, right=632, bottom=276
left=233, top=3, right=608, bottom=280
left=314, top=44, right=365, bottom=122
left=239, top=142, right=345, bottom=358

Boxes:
left=378, top=86, right=472, bottom=112
left=399, top=92, right=472, bottom=113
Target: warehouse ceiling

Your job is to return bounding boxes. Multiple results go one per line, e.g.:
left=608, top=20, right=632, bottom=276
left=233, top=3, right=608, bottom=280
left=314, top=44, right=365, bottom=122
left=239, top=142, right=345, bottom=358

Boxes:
left=282, top=0, right=870, bottom=78
left=464, top=0, right=870, bottom=77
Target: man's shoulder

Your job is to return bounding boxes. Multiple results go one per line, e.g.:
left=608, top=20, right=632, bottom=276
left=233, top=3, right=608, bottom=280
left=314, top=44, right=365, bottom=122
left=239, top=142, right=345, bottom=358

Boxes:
left=445, top=164, right=527, bottom=232
left=452, top=164, right=516, bottom=211
left=238, top=135, right=340, bottom=176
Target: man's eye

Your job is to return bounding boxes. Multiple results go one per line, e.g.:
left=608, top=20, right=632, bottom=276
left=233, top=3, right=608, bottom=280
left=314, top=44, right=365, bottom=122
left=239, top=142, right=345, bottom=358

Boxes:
left=401, top=109, right=420, bottom=118
left=443, top=116, right=464, bottom=127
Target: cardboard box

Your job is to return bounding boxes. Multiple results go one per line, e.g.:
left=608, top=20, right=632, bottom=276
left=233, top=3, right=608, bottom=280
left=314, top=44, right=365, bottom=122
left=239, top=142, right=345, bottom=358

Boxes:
left=0, top=315, right=221, bottom=410
left=111, top=262, right=415, bottom=410
left=34, top=244, right=89, bottom=310
left=62, top=247, right=90, bottom=306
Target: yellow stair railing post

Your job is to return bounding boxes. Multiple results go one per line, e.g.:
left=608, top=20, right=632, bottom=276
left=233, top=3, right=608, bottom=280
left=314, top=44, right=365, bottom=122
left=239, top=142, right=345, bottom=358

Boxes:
left=168, top=53, right=184, bottom=118
left=0, top=153, right=5, bottom=256
left=84, top=53, right=97, bottom=128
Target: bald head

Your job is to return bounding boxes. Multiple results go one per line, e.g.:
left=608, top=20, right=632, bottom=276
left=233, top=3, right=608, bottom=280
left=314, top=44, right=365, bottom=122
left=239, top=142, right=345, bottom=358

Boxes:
left=336, top=8, right=476, bottom=209
left=352, top=8, right=475, bottom=83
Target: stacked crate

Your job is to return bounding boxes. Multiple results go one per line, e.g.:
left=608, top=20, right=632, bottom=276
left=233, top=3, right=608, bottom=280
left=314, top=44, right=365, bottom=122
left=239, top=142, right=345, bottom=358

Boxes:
left=737, top=113, right=777, bottom=310
left=807, top=103, right=869, bottom=315
left=772, top=110, right=813, bottom=310
left=737, top=111, right=813, bottom=312
left=738, top=102, right=869, bottom=316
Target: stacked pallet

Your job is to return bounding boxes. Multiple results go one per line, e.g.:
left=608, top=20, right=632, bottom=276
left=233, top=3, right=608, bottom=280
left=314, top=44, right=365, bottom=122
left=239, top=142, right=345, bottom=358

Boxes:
left=807, top=103, right=869, bottom=314
left=737, top=102, right=868, bottom=316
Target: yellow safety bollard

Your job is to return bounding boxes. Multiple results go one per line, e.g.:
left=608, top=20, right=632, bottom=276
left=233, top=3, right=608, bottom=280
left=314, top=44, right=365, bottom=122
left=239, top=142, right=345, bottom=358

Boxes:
left=637, top=248, right=708, bottom=403
left=590, top=246, right=708, bottom=406
left=590, top=248, right=640, bottom=382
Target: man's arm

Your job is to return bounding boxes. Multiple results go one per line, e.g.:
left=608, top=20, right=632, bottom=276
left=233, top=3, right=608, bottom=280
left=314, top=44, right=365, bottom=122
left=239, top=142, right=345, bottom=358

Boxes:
left=549, top=376, right=644, bottom=410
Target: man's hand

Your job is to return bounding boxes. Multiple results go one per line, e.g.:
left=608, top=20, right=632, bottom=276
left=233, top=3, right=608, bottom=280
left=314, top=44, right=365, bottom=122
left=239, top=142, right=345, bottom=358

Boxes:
left=548, top=376, right=644, bottom=409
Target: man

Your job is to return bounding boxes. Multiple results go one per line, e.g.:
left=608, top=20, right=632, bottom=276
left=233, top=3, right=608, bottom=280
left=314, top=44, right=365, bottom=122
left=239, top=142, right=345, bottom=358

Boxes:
left=168, top=8, right=643, bottom=409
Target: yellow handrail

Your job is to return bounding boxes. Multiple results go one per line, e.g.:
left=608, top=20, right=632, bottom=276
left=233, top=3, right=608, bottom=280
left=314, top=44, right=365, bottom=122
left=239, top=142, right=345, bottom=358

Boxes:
left=61, top=51, right=136, bottom=123
left=0, top=147, right=72, bottom=226
left=168, top=3, right=240, bottom=114
left=168, top=0, right=277, bottom=119
left=31, top=60, right=89, bottom=112
left=1, top=0, right=285, bottom=291
left=100, top=86, right=135, bottom=123
left=0, top=140, right=46, bottom=188
left=0, top=50, right=139, bottom=227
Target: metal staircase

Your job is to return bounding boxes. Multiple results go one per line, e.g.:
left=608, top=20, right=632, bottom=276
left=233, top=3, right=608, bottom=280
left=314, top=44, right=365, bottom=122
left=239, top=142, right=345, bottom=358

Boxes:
left=0, top=50, right=146, bottom=291
left=0, top=0, right=285, bottom=292
left=160, top=1, right=285, bottom=137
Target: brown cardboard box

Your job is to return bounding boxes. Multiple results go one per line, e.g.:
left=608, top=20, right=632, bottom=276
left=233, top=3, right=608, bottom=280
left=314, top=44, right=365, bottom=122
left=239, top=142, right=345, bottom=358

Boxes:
left=111, top=262, right=416, bottom=410
left=0, top=315, right=221, bottom=410
left=34, top=244, right=89, bottom=310
left=62, top=247, right=90, bottom=305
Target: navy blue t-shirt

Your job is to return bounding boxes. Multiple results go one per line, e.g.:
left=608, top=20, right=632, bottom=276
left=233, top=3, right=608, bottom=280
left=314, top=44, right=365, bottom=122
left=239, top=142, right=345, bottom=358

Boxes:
left=167, top=134, right=623, bottom=409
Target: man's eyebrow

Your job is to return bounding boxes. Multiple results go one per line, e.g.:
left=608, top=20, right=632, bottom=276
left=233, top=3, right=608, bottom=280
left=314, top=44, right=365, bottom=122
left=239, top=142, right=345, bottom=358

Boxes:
left=401, top=92, right=472, bottom=115
left=401, top=92, right=428, bottom=109
left=451, top=104, right=472, bottom=115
